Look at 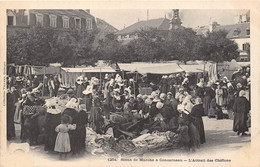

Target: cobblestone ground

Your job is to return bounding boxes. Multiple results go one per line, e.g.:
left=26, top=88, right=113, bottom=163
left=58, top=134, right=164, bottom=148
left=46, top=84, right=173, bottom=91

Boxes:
left=4, top=116, right=251, bottom=166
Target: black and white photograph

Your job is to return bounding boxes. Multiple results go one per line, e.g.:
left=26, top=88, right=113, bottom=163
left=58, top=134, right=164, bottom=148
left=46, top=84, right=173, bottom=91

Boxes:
left=1, top=2, right=260, bottom=167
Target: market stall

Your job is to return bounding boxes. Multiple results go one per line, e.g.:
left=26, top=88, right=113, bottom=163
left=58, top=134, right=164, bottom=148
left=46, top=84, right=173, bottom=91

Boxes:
left=61, top=66, right=116, bottom=88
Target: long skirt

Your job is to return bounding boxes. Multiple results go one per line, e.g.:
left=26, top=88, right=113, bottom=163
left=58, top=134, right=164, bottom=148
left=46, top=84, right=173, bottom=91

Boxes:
left=72, top=125, right=86, bottom=153
left=7, top=109, right=15, bottom=139
left=193, top=117, right=206, bottom=144
left=233, top=112, right=248, bottom=133
left=22, top=115, right=39, bottom=144
left=203, top=96, right=211, bottom=116
left=167, top=117, right=179, bottom=132
left=188, top=122, right=200, bottom=150
left=44, top=114, right=61, bottom=151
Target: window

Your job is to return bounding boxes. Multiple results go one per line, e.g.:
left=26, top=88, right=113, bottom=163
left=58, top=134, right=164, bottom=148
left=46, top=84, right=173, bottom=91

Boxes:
left=233, top=28, right=240, bottom=37
left=246, top=27, right=250, bottom=36
left=36, top=14, right=43, bottom=26
left=75, top=18, right=81, bottom=29
left=86, top=19, right=92, bottom=30
left=7, top=16, right=14, bottom=25
left=62, top=16, right=69, bottom=28
left=242, top=43, right=249, bottom=51
left=50, top=15, right=57, bottom=28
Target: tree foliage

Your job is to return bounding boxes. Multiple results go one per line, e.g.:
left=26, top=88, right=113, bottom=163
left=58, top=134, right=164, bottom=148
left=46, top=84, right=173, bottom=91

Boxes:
left=196, top=30, right=239, bottom=62
left=7, top=26, right=98, bottom=66
left=7, top=26, right=56, bottom=66
left=163, top=28, right=199, bottom=62
left=7, top=25, right=240, bottom=66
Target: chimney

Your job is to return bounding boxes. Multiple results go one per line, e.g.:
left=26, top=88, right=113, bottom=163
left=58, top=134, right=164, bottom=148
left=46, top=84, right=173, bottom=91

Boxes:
left=86, top=9, right=90, bottom=14
left=209, top=21, right=219, bottom=32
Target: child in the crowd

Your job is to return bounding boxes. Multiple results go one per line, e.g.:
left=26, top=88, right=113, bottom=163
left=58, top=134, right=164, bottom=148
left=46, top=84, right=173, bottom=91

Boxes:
left=54, top=115, right=76, bottom=160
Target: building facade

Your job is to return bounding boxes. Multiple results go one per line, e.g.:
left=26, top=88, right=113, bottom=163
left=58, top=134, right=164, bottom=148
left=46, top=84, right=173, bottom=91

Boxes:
left=7, top=9, right=98, bottom=37
left=194, top=11, right=250, bottom=61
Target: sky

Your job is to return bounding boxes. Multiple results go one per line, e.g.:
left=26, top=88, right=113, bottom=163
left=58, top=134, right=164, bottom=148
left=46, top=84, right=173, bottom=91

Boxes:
left=91, top=9, right=249, bottom=30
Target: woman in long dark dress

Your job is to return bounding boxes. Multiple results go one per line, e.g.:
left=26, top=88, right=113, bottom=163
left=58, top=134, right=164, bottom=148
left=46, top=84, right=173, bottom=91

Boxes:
left=179, top=110, right=200, bottom=151
left=21, top=93, right=38, bottom=145
left=90, top=96, right=104, bottom=134
left=203, top=84, right=215, bottom=116
left=72, top=104, right=88, bottom=155
left=44, top=100, right=61, bottom=152
left=63, top=98, right=79, bottom=154
left=7, top=91, right=16, bottom=140
left=233, top=90, right=250, bottom=136
left=190, top=98, right=206, bottom=144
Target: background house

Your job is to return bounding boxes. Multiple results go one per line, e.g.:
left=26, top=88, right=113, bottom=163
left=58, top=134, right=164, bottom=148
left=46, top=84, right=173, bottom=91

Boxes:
left=7, top=9, right=98, bottom=37
left=115, top=18, right=171, bottom=43
left=194, top=10, right=250, bottom=61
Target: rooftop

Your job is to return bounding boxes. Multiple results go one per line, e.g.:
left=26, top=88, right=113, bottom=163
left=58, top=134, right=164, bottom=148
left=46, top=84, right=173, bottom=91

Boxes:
left=116, top=18, right=171, bottom=35
left=30, top=9, right=95, bottom=19
left=213, top=22, right=250, bottom=39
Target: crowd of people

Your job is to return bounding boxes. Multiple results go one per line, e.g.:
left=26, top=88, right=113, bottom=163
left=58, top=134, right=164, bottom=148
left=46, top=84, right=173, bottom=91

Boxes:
left=6, top=66, right=251, bottom=159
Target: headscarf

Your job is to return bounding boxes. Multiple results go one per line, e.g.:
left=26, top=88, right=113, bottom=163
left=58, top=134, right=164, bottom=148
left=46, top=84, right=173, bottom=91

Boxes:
left=76, top=76, right=84, bottom=85
left=239, top=90, right=246, bottom=97
left=65, top=98, right=78, bottom=110
left=156, top=101, right=164, bottom=109
left=160, top=93, right=166, bottom=101
left=197, top=81, right=204, bottom=88
left=45, top=98, right=62, bottom=114
left=145, top=98, right=153, bottom=105
left=153, top=94, right=161, bottom=103
left=195, top=97, right=202, bottom=105
left=182, top=95, right=193, bottom=112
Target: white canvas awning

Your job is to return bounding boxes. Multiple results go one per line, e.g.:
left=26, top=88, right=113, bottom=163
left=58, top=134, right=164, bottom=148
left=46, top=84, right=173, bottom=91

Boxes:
left=179, top=64, right=205, bottom=73
left=237, top=62, right=250, bottom=67
left=118, top=63, right=184, bottom=74
left=61, top=66, right=116, bottom=73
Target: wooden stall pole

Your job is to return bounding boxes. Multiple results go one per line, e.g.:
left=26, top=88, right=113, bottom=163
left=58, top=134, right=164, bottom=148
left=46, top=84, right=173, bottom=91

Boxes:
left=100, top=68, right=102, bottom=90
left=134, top=71, right=138, bottom=97
left=42, top=66, right=46, bottom=98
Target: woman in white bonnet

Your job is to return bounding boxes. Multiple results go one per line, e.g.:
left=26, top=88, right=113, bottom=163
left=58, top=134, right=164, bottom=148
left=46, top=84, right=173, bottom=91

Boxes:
left=44, top=98, right=62, bottom=152
left=182, top=95, right=194, bottom=113
left=62, top=98, right=79, bottom=154
left=71, top=104, right=88, bottom=155
left=233, top=90, right=250, bottom=136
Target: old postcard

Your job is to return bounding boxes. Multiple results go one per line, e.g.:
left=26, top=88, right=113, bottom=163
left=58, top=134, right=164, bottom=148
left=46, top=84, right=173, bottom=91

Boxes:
left=0, top=1, right=260, bottom=167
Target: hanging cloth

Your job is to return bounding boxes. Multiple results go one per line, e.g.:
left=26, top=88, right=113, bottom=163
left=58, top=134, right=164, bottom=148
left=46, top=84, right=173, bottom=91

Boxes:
left=15, top=66, right=19, bottom=75
left=24, top=65, right=28, bottom=76
left=18, top=66, right=22, bottom=75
